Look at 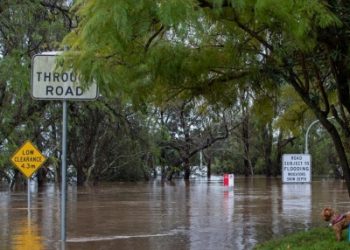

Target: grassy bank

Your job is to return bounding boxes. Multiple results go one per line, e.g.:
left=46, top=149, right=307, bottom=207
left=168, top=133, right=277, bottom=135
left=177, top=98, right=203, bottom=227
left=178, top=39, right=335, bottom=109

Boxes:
left=254, top=227, right=350, bottom=250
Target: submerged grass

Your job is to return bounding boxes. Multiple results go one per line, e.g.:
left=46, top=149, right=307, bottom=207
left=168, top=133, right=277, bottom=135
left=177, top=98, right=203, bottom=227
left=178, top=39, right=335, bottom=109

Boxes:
left=254, top=227, right=350, bottom=250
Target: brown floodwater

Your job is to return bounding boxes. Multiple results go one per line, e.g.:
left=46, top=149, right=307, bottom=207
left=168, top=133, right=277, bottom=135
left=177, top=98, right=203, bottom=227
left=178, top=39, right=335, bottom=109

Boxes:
left=1, top=176, right=350, bottom=250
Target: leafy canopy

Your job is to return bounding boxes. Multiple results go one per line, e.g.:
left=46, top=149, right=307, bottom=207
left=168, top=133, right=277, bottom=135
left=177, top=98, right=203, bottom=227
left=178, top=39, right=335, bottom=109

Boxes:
left=63, top=0, right=340, bottom=110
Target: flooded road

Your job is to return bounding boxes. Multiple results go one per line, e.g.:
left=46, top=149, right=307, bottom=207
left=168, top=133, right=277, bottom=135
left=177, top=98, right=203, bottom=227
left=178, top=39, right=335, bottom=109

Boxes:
left=1, top=176, right=350, bottom=250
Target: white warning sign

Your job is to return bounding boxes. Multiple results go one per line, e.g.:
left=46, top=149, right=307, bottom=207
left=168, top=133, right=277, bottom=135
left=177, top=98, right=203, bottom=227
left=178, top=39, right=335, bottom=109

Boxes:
left=282, top=154, right=311, bottom=183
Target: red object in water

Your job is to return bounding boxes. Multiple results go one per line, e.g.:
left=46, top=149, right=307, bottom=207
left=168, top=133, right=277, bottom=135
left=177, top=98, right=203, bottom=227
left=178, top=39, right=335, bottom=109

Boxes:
left=223, top=174, right=229, bottom=186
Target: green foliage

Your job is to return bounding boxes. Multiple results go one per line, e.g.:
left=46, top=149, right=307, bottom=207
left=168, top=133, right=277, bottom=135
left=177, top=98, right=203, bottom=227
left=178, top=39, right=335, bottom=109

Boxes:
left=251, top=95, right=274, bottom=125
left=0, top=0, right=72, bottom=181
left=62, top=0, right=343, bottom=116
left=0, top=52, right=30, bottom=95
left=253, top=0, right=340, bottom=51
left=157, top=0, right=196, bottom=26
left=274, top=85, right=311, bottom=136
left=254, top=227, right=350, bottom=250
left=63, top=0, right=253, bottom=107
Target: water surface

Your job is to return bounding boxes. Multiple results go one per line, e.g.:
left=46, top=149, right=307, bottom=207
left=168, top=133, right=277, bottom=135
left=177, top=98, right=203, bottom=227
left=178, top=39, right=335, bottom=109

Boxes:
left=1, top=177, right=349, bottom=250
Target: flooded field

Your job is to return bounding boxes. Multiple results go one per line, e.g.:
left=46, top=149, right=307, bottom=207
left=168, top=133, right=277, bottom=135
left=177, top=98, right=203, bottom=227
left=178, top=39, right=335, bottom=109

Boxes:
left=1, top=176, right=350, bottom=250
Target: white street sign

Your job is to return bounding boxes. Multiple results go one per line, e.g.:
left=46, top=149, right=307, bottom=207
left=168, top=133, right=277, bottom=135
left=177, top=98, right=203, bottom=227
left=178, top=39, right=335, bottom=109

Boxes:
left=31, top=52, right=98, bottom=100
left=282, top=154, right=311, bottom=183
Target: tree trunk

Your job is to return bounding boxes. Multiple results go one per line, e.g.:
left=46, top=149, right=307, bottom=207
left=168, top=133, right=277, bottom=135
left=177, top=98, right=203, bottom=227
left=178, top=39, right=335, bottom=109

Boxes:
left=160, top=150, right=167, bottom=180
left=242, top=113, right=253, bottom=176
left=180, top=101, right=192, bottom=180
left=287, top=71, right=350, bottom=196
left=10, top=170, right=26, bottom=190
left=159, top=111, right=168, bottom=180
left=262, top=123, right=273, bottom=177
left=37, top=167, right=48, bottom=187
left=206, top=154, right=212, bottom=179
left=76, top=167, right=86, bottom=186
left=319, top=117, right=350, bottom=196
left=184, top=158, right=191, bottom=180
left=0, top=169, right=11, bottom=183
left=274, top=130, right=284, bottom=177
left=167, top=168, right=174, bottom=181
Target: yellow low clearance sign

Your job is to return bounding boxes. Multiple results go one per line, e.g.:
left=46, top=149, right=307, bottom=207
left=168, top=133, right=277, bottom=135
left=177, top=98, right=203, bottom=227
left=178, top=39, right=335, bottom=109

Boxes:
left=10, top=140, right=47, bottom=178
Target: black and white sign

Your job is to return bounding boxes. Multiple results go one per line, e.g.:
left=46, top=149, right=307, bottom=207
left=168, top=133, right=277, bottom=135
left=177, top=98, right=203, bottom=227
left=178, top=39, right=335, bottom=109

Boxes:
left=282, top=154, right=311, bottom=183
left=31, top=52, right=98, bottom=100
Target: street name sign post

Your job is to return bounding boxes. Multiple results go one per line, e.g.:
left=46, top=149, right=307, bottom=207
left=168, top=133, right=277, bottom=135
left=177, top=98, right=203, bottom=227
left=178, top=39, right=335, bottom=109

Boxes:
left=10, top=140, right=47, bottom=220
left=31, top=51, right=98, bottom=244
left=31, top=52, right=98, bottom=100
left=282, top=154, right=311, bottom=183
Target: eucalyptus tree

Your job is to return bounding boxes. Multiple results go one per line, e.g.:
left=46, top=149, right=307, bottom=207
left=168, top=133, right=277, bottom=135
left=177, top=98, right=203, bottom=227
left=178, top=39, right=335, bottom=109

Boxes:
left=63, top=0, right=350, bottom=195
left=67, top=100, right=154, bottom=185
left=0, top=0, right=74, bottom=185
left=227, top=1, right=350, bottom=194
left=63, top=0, right=257, bottom=180
left=152, top=98, right=235, bottom=180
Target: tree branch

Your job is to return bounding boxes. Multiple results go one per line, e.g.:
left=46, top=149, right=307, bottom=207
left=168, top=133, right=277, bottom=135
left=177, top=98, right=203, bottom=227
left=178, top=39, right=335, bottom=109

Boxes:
left=313, top=62, right=330, bottom=114
left=145, top=25, right=164, bottom=52
left=231, top=10, right=273, bottom=52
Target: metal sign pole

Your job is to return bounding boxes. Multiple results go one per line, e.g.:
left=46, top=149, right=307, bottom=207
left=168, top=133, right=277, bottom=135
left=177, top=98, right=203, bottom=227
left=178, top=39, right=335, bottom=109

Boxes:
left=30, top=51, right=98, bottom=246
left=61, top=99, right=68, bottom=243
left=27, top=178, right=31, bottom=220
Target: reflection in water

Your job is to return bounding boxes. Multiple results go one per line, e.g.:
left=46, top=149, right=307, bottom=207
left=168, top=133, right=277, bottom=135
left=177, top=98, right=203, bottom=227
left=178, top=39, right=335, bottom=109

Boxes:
left=1, top=178, right=350, bottom=250
left=223, top=189, right=234, bottom=222
left=12, top=218, right=43, bottom=250
left=189, top=181, right=236, bottom=250
left=282, top=184, right=311, bottom=228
